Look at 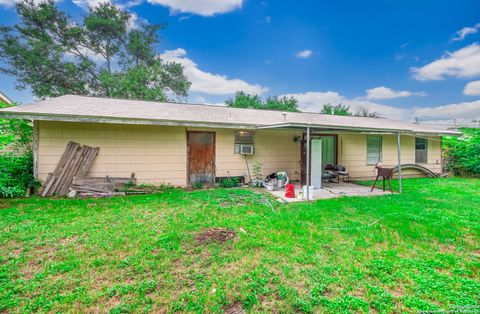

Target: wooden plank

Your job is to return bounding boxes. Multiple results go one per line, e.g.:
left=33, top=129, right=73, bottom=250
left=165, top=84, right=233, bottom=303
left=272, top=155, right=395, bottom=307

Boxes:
left=76, top=147, right=99, bottom=177
left=57, top=145, right=87, bottom=195
left=44, top=142, right=80, bottom=196
left=42, top=142, right=75, bottom=196
left=52, top=144, right=82, bottom=196
left=41, top=173, right=54, bottom=197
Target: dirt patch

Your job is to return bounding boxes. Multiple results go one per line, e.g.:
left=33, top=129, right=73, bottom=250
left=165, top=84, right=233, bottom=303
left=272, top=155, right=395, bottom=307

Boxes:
left=225, top=301, right=245, bottom=314
left=195, top=228, right=236, bottom=245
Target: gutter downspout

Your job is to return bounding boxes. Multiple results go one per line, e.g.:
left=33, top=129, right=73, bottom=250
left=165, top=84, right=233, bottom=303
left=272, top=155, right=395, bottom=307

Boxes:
left=397, top=132, right=402, bottom=193
left=306, top=127, right=310, bottom=201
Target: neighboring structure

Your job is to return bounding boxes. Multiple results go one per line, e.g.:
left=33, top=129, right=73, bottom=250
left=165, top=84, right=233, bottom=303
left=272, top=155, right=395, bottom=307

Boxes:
left=0, top=90, right=12, bottom=105
left=0, top=95, right=460, bottom=188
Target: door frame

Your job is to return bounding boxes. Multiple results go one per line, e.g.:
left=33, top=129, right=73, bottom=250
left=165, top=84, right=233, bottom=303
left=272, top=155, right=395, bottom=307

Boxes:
left=186, top=131, right=216, bottom=186
left=300, top=133, right=338, bottom=185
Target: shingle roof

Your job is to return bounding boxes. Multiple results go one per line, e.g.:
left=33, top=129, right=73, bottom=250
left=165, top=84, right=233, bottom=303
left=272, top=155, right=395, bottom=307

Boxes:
left=0, top=95, right=460, bottom=135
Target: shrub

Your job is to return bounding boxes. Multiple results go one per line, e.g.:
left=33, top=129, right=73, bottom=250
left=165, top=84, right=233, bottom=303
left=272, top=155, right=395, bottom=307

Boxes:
left=219, top=177, right=239, bottom=188
left=443, top=128, right=480, bottom=177
left=0, top=152, right=39, bottom=198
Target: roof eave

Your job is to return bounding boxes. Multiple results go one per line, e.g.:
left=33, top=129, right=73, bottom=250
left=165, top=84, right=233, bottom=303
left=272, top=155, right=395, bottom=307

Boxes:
left=0, top=111, right=258, bottom=130
left=257, top=123, right=462, bottom=136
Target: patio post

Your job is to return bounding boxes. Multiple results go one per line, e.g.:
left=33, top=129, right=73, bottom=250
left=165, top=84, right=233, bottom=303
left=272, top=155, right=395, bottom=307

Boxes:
left=397, top=132, right=402, bottom=193
left=306, top=127, right=310, bottom=201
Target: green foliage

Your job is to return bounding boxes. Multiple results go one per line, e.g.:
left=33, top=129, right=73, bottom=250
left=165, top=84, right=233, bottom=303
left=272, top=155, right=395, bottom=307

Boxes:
left=219, top=176, right=239, bottom=188
left=320, top=103, right=379, bottom=117
left=0, top=102, right=32, bottom=153
left=252, top=162, right=263, bottom=181
left=320, top=103, right=352, bottom=116
left=0, top=102, right=35, bottom=198
left=226, top=91, right=298, bottom=112
left=354, top=106, right=378, bottom=118
left=443, top=128, right=480, bottom=177
left=0, top=0, right=190, bottom=101
left=0, top=152, right=38, bottom=198
left=0, top=178, right=479, bottom=312
left=191, top=182, right=203, bottom=189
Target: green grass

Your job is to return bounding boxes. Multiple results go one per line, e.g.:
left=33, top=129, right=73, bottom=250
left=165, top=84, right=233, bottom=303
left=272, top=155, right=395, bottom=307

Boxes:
left=0, top=178, right=479, bottom=313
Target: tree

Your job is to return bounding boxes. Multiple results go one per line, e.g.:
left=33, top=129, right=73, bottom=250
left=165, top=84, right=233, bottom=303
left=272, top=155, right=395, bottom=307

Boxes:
left=225, top=91, right=262, bottom=109
left=264, top=96, right=298, bottom=112
left=226, top=91, right=298, bottom=112
left=320, top=103, right=351, bottom=116
left=0, top=0, right=190, bottom=102
left=354, top=106, right=378, bottom=118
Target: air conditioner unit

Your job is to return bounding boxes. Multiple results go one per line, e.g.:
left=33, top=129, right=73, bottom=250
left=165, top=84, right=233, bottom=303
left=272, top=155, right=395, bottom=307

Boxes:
left=240, top=144, right=254, bottom=155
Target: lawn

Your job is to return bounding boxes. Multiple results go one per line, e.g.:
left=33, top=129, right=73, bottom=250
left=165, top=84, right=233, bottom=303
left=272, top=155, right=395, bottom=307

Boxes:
left=0, top=178, right=479, bottom=313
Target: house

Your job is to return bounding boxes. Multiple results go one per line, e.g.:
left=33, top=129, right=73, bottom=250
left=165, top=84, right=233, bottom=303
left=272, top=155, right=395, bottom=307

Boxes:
left=0, top=95, right=460, bottom=189
left=0, top=90, right=12, bottom=105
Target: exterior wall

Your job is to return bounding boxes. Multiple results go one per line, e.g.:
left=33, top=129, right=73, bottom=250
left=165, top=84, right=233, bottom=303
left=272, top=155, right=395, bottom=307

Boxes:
left=37, top=121, right=301, bottom=187
left=36, top=121, right=442, bottom=186
left=338, top=133, right=442, bottom=180
left=193, top=128, right=301, bottom=181
left=37, top=121, right=188, bottom=186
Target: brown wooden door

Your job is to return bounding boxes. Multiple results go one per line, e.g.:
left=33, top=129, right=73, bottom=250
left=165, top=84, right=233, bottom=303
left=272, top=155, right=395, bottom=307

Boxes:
left=187, top=131, right=216, bottom=186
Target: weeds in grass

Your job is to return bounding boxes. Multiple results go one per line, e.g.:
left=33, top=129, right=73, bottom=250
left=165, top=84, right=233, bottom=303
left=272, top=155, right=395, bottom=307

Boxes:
left=0, top=178, right=479, bottom=312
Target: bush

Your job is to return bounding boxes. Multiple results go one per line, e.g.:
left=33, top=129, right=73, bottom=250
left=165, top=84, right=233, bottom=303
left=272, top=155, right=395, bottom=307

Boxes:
left=0, top=153, right=39, bottom=198
left=443, top=128, right=480, bottom=177
left=219, top=177, right=239, bottom=188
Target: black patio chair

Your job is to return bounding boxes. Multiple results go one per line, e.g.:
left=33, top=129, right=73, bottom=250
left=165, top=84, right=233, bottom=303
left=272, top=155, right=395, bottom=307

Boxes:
left=335, top=164, right=350, bottom=183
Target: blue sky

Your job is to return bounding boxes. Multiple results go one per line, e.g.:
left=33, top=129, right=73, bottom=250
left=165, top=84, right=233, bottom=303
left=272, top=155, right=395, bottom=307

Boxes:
left=1, top=0, right=480, bottom=125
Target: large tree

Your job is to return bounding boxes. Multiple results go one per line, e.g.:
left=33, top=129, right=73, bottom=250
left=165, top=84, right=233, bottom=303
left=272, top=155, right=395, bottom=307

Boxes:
left=0, top=0, right=190, bottom=101
left=226, top=91, right=298, bottom=112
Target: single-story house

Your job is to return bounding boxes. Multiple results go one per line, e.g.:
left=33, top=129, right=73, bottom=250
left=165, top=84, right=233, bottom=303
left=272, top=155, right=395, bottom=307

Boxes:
left=0, top=90, right=13, bottom=105
left=0, top=95, right=460, bottom=190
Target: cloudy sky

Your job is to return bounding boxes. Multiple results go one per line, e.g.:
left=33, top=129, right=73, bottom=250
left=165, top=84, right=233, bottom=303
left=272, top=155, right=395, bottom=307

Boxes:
left=1, top=0, right=479, bottom=125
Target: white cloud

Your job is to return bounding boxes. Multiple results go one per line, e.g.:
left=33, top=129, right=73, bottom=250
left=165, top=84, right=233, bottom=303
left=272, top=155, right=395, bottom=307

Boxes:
left=147, top=0, right=243, bottom=16
left=464, top=81, right=480, bottom=96
left=451, top=23, right=480, bottom=41
left=412, top=100, right=480, bottom=121
left=160, top=48, right=269, bottom=95
left=281, top=90, right=480, bottom=126
left=295, top=49, right=313, bottom=59
left=365, top=86, right=426, bottom=100
left=412, top=43, right=480, bottom=80
left=72, top=0, right=110, bottom=8
left=281, top=91, right=406, bottom=119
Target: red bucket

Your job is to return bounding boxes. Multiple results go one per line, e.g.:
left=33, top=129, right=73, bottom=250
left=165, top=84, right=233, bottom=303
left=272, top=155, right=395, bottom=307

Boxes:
left=285, top=184, right=295, bottom=198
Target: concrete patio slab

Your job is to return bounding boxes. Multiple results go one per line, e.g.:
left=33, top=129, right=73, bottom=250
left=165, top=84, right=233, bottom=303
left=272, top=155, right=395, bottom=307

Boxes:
left=269, top=182, right=391, bottom=202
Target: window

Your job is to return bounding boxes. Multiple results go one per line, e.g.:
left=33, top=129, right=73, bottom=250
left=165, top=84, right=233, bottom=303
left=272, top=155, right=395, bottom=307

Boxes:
left=367, top=135, right=382, bottom=164
left=234, top=131, right=254, bottom=154
left=415, top=138, right=428, bottom=163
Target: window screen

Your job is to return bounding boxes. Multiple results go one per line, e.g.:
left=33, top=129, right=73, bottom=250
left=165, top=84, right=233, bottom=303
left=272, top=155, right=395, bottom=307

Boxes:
left=234, top=131, right=254, bottom=154
left=367, top=135, right=382, bottom=164
left=415, top=138, right=428, bottom=163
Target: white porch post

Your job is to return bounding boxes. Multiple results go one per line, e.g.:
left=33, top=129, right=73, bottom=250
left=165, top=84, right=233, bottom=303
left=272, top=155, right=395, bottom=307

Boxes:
left=306, top=127, right=310, bottom=201
left=397, top=132, right=402, bottom=193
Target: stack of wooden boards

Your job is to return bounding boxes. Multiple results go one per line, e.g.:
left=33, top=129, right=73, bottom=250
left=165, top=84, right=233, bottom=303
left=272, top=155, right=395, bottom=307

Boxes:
left=42, top=142, right=99, bottom=196
left=71, top=175, right=135, bottom=195
left=41, top=141, right=137, bottom=197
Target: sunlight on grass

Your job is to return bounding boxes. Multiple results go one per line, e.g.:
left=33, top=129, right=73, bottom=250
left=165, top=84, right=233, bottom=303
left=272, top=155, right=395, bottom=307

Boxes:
left=0, top=178, right=479, bottom=312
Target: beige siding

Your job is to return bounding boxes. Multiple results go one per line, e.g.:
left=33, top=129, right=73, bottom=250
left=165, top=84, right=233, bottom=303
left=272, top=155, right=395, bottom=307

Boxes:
left=38, top=121, right=187, bottom=186
left=37, top=121, right=442, bottom=186
left=338, top=133, right=442, bottom=179
left=200, top=128, right=301, bottom=181
left=37, top=122, right=301, bottom=187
